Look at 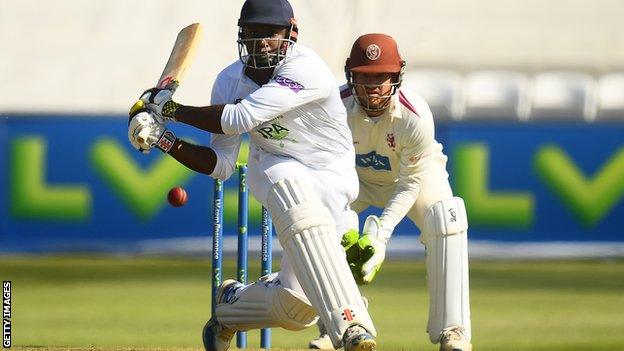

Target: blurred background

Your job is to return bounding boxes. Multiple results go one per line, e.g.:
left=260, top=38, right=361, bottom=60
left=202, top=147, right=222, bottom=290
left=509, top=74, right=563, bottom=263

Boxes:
left=1, top=1, right=623, bottom=350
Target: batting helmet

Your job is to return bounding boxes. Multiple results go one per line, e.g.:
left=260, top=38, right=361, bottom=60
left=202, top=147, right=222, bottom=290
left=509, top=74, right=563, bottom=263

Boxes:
left=237, top=0, right=299, bottom=69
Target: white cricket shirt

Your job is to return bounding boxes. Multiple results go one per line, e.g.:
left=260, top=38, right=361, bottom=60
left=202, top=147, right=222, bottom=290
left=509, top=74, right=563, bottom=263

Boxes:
left=209, top=44, right=353, bottom=180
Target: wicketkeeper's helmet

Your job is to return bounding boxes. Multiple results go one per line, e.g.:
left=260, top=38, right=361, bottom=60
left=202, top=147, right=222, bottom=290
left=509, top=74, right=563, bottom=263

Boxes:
left=345, top=33, right=406, bottom=112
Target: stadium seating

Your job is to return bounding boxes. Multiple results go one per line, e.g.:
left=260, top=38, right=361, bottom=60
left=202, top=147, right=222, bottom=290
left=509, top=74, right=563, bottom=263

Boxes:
left=402, top=69, right=464, bottom=121
left=401, top=70, right=624, bottom=122
left=529, top=72, right=597, bottom=122
left=596, top=73, right=624, bottom=122
left=463, top=70, right=531, bottom=121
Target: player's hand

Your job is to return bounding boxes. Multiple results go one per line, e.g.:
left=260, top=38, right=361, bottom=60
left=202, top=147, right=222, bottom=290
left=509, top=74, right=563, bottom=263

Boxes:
left=139, top=87, right=180, bottom=122
left=342, top=215, right=390, bottom=285
left=358, top=215, right=388, bottom=284
left=128, top=103, right=177, bottom=154
left=341, top=229, right=364, bottom=282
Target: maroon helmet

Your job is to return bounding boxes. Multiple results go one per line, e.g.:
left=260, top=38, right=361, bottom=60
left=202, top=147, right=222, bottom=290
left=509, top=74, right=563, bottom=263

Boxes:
left=345, top=34, right=406, bottom=112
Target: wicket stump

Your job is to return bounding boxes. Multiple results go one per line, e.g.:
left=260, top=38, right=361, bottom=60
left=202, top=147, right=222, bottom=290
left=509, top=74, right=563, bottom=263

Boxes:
left=212, top=163, right=272, bottom=349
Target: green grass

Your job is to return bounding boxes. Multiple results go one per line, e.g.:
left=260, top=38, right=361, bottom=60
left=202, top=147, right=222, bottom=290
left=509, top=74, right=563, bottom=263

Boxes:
left=1, top=256, right=623, bottom=351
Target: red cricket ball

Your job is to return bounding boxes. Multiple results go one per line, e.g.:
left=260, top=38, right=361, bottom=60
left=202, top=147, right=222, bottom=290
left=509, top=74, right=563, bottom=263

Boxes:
left=168, top=187, right=188, bottom=207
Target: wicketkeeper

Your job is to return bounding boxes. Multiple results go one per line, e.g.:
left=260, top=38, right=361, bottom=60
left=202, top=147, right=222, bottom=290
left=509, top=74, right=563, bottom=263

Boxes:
left=309, top=34, right=472, bottom=351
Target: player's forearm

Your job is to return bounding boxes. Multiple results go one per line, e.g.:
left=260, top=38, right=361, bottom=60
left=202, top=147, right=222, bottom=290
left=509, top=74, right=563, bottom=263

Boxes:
left=380, top=187, right=419, bottom=236
left=168, top=139, right=218, bottom=175
left=175, top=105, right=226, bottom=134
left=382, top=148, right=430, bottom=230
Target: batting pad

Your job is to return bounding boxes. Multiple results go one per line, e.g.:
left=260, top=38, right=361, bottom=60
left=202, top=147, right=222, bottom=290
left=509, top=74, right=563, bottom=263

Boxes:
left=216, top=273, right=318, bottom=331
left=267, top=177, right=376, bottom=348
left=422, top=197, right=471, bottom=343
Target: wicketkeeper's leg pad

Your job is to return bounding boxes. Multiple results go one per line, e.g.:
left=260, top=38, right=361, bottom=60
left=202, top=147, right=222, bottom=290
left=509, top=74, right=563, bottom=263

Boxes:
left=422, top=197, right=471, bottom=343
left=216, top=273, right=318, bottom=331
left=267, top=177, right=376, bottom=348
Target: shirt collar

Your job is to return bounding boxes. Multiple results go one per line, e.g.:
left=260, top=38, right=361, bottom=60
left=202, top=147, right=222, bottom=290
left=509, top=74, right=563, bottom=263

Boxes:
left=388, top=94, right=403, bottom=119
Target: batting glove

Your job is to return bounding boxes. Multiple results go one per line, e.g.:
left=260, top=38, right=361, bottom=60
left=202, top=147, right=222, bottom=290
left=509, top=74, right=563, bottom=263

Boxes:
left=128, top=102, right=177, bottom=154
left=139, top=87, right=180, bottom=122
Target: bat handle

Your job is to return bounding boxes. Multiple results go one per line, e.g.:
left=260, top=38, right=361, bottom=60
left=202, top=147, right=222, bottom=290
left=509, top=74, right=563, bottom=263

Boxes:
left=137, top=127, right=150, bottom=145
left=157, top=78, right=180, bottom=92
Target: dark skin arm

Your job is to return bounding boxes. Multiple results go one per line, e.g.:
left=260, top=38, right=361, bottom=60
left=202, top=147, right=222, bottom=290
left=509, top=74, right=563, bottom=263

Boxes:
left=175, top=105, right=226, bottom=134
left=160, top=61, right=270, bottom=174
left=166, top=105, right=225, bottom=175
left=168, top=139, right=218, bottom=175
left=157, top=24, right=289, bottom=169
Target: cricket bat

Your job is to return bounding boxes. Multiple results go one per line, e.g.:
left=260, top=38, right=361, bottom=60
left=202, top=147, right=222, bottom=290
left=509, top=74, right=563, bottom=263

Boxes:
left=137, top=22, right=203, bottom=144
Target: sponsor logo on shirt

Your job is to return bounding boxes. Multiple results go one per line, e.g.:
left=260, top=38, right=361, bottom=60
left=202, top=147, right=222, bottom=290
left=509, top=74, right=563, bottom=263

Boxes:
left=257, top=123, right=290, bottom=140
left=256, top=117, right=298, bottom=148
left=355, top=151, right=392, bottom=171
left=275, top=75, right=304, bottom=93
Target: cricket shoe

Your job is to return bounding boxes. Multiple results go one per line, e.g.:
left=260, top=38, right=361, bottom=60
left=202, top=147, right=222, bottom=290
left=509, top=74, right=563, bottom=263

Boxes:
left=309, top=297, right=371, bottom=350
left=439, top=326, right=472, bottom=351
left=342, top=325, right=376, bottom=351
left=202, top=279, right=244, bottom=351
left=309, top=333, right=334, bottom=349
left=309, top=317, right=335, bottom=350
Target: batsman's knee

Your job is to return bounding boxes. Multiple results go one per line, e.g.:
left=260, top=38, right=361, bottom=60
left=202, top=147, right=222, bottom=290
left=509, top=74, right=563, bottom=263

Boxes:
left=266, top=177, right=335, bottom=245
left=271, top=284, right=319, bottom=330
left=215, top=273, right=318, bottom=331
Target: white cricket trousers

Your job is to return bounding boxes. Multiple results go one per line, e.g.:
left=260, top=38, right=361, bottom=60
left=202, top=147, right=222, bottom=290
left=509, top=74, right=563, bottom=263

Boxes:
left=246, top=147, right=359, bottom=295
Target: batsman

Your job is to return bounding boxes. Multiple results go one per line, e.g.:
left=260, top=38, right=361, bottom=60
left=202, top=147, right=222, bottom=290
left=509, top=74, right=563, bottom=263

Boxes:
left=127, top=0, right=376, bottom=350
left=309, top=34, right=473, bottom=351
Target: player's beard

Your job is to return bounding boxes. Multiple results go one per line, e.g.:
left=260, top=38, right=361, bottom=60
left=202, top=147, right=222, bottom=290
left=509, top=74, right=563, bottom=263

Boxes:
left=352, top=86, right=394, bottom=112
left=239, top=39, right=291, bottom=69
left=249, top=52, right=278, bottom=68
left=365, top=95, right=391, bottom=110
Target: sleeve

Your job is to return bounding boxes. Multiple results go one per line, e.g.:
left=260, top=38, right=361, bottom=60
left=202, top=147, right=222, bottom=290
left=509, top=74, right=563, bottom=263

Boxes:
left=209, top=78, right=242, bottom=180
left=220, top=60, right=331, bottom=134
left=379, top=100, right=437, bottom=234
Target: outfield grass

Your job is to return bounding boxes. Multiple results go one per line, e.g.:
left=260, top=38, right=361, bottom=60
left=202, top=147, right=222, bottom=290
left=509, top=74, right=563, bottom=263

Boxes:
left=1, top=256, right=623, bottom=351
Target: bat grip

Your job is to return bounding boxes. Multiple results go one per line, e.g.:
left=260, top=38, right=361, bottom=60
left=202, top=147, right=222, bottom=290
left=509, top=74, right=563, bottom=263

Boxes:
left=157, top=78, right=180, bottom=92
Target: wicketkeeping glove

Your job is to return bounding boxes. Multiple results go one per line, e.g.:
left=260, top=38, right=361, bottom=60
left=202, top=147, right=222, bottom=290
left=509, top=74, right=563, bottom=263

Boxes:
left=341, top=229, right=365, bottom=283
left=128, top=100, right=177, bottom=154
left=340, top=215, right=390, bottom=285
left=359, top=215, right=390, bottom=284
left=139, top=87, right=181, bottom=122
